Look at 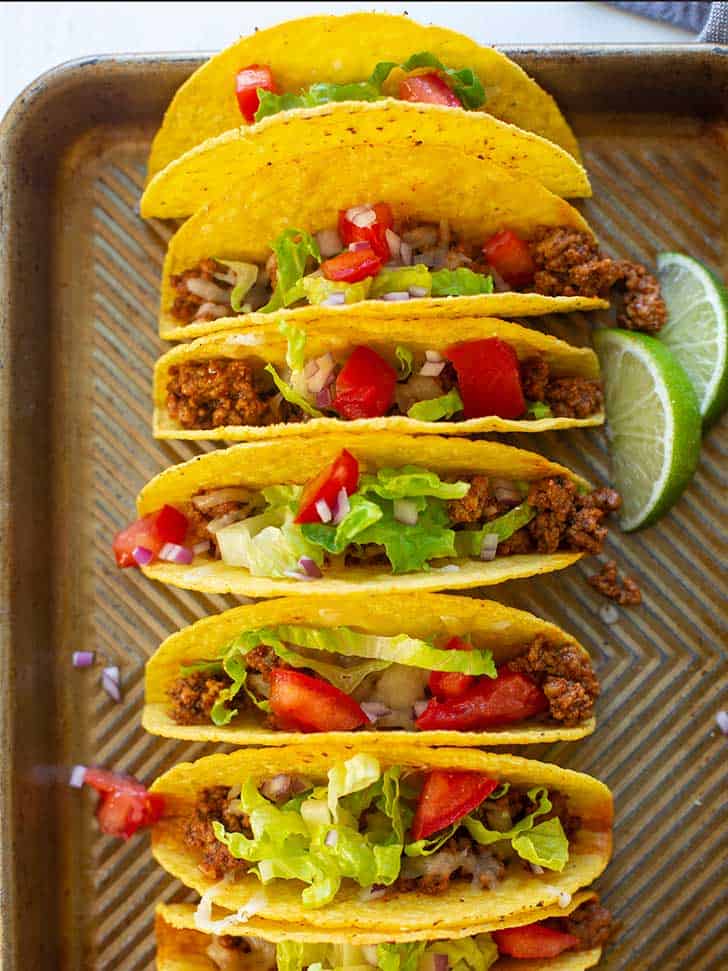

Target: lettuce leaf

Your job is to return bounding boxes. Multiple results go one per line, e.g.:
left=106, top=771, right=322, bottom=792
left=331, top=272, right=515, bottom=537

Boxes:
left=428, top=936, right=499, bottom=971
left=369, top=265, right=431, bottom=299
left=430, top=267, right=494, bottom=297
left=260, top=229, right=321, bottom=313
left=355, top=497, right=456, bottom=574
left=301, top=494, right=384, bottom=554
left=527, top=400, right=553, bottom=419
left=399, top=52, right=486, bottom=109
left=278, top=320, right=307, bottom=371
left=359, top=466, right=469, bottom=502
left=454, top=501, right=536, bottom=558
left=395, top=346, right=413, bottom=380
left=303, top=275, right=373, bottom=306
left=255, top=82, right=383, bottom=122
left=264, top=363, right=323, bottom=419
left=217, top=260, right=258, bottom=313
left=377, top=942, right=428, bottom=971
left=407, top=388, right=464, bottom=421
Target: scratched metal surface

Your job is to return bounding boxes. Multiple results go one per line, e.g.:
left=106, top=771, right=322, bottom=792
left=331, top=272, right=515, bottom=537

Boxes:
left=0, top=48, right=726, bottom=971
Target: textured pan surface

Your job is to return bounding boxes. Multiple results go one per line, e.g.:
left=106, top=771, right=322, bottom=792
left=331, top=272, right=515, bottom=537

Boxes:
left=0, top=47, right=726, bottom=971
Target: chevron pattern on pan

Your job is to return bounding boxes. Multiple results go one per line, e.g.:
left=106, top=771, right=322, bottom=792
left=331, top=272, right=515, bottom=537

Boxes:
left=72, top=125, right=727, bottom=971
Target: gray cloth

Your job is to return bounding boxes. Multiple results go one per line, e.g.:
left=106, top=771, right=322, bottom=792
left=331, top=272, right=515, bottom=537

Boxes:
left=610, top=1, right=728, bottom=40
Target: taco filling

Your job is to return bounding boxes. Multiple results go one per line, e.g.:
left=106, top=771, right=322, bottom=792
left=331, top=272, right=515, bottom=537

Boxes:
left=234, top=53, right=487, bottom=125
left=113, top=451, right=620, bottom=577
left=197, top=897, right=614, bottom=969
left=165, top=333, right=603, bottom=431
left=181, top=753, right=580, bottom=907
left=166, top=625, right=598, bottom=734
left=169, top=205, right=665, bottom=333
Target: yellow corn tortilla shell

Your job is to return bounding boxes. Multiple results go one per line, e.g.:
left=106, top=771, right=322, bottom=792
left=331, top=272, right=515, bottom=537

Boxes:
left=155, top=893, right=601, bottom=968
left=155, top=143, right=606, bottom=341
left=144, top=592, right=596, bottom=747
left=137, top=432, right=587, bottom=597
left=154, top=316, right=603, bottom=441
left=150, top=743, right=613, bottom=932
left=143, top=101, right=589, bottom=219
left=145, top=12, right=581, bottom=185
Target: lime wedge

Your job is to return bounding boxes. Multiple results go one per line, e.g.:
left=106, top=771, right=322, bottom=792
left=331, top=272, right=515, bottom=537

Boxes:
left=657, top=252, right=728, bottom=426
left=593, top=329, right=701, bottom=531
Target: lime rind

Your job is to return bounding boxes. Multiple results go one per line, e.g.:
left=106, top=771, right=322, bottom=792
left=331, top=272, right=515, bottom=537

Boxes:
left=594, top=329, right=702, bottom=532
left=657, top=251, right=728, bottom=427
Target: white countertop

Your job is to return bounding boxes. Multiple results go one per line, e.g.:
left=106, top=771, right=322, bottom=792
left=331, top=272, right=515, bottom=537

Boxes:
left=0, top=1, right=693, bottom=121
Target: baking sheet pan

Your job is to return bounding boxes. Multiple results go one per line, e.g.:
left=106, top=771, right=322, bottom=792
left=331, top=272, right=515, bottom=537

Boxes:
left=0, top=47, right=726, bottom=970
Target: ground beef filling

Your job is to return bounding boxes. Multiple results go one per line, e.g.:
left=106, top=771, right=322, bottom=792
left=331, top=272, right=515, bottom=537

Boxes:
left=551, top=899, right=617, bottom=950
left=509, top=636, right=599, bottom=726
left=183, top=786, right=252, bottom=880
left=520, top=356, right=603, bottom=420
left=171, top=258, right=235, bottom=324
left=588, top=559, right=642, bottom=605
left=167, top=360, right=273, bottom=430
left=529, top=226, right=667, bottom=333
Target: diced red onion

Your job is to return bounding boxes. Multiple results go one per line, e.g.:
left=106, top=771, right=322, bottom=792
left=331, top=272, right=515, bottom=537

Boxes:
left=304, top=359, right=319, bottom=379
left=324, top=829, right=339, bottom=847
left=102, top=666, right=121, bottom=703
left=348, top=205, right=376, bottom=228
left=359, top=886, right=387, bottom=901
left=420, top=361, right=445, bottom=377
left=348, top=240, right=372, bottom=252
left=480, top=533, right=499, bottom=561
left=322, top=291, right=346, bottom=306
left=425, top=350, right=444, bottom=363
left=72, top=650, right=95, bottom=668
left=260, top=774, right=293, bottom=800
left=433, top=954, right=450, bottom=971
left=332, top=488, right=350, bottom=525
left=494, top=486, right=522, bottom=505
left=283, top=569, right=318, bottom=582
left=185, top=277, right=231, bottom=304
left=315, top=499, right=333, bottom=523
left=716, top=711, right=728, bottom=735
left=307, top=352, right=335, bottom=393
left=399, top=242, right=413, bottom=265
left=409, top=286, right=428, bottom=298
left=599, top=604, right=619, bottom=624
left=297, top=557, right=322, bottom=579
left=316, top=387, right=333, bottom=408
left=385, top=228, right=401, bottom=258
left=530, top=864, right=545, bottom=874
left=316, top=228, right=343, bottom=258
left=159, top=542, right=194, bottom=565
left=436, top=564, right=460, bottom=573
left=192, top=487, right=251, bottom=511
left=207, top=509, right=248, bottom=533
left=194, top=302, right=230, bottom=320
left=192, top=540, right=211, bottom=556
left=382, top=291, right=410, bottom=302
left=361, top=702, right=392, bottom=723
left=69, top=765, right=87, bottom=788
left=394, top=499, right=419, bottom=525
left=132, top=545, right=154, bottom=567
left=413, top=700, right=429, bottom=718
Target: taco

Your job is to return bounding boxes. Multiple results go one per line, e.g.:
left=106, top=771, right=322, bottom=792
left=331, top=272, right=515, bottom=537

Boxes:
left=156, top=890, right=613, bottom=969
left=112, top=433, right=622, bottom=597
left=144, top=592, right=599, bottom=747
left=149, top=745, right=613, bottom=931
left=145, top=12, right=582, bottom=185
left=155, top=316, right=604, bottom=441
left=153, top=146, right=608, bottom=342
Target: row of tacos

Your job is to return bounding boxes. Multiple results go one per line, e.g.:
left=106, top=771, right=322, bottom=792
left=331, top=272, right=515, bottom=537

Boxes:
left=116, top=14, right=628, bottom=968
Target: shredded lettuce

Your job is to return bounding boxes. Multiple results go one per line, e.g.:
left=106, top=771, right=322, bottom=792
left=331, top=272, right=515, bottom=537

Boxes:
left=260, top=229, right=321, bottom=313
left=370, top=265, right=431, bottom=299
left=354, top=497, right=457, bottom=574
left=265, top=363, right=323, bottom=419
left=360, top=467, right=469, bottom=502
left=377, top=942, right=428, bottom=971
left=430, top=268, right=494, bottom=297
left=279, top=320, right=308, bottom=371
left=427, top=936, right=499, bottom=971
left=397, top=52, right=486, bottom=109
left=454, top=501, right=536, bottom=558
left=407, top=388, right=464, bottom=422
left=303, top=275, right=373, bottom=306
left=395, top=346, right=413, bottom=380
left=527, top=400, right=553, bottom=419
left=301, top=494, right=384, bottom=554
left=217, top=260, right=258, bottom=313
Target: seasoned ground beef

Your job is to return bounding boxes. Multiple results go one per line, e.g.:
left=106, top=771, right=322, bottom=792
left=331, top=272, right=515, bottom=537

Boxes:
left=470, top=785, right=579, bottom=842
left=527, top=477, right=611, bottom=555
left=539, top=790, right=582, bottom=841
left=529, top=226, right=666, bottom=333
left=519, top=356, right=603, bottom=419
left=447, top=476, right=510, bottom=525
left=183, top=786, right=251, bottom=880
left=167, top=671, right=235, bottom=725
left=171, top=259, right=233, bottom=323
left=509, top=636, right=599, bottom=726
left=589, top=559, right=642, bottom=605
left=558, top=900, right=616, bottom=949
left=182, top=492, right=253, bottom=553
left=245, top=645, right=280, bottom=676
left=496, top=528, right=533, bottom=557
left=396, top=834, right=505, bottom=894
left=167, top=359, right=271, bottom=430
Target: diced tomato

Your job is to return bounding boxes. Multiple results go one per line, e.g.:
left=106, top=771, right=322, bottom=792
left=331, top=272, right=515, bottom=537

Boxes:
left=235, top=64, right=277, bottom=123
left=338, top=202, right=394, bottom=260
left=445, top=337, right=526, bottom=420
left=269, top=669, right=368, bottom=732
left=411, top=770, right=499, bottom=841
left=83, top=768, right=165, bottom=840
left=428, top=636, right=477, bottom=700
left=493, top=924, right=579, bottom=959
left=321, top=247, right=382, bottom=283
left=332, top=346, right=398, bottom=420
left=482, top=229, right=535, bottom=289
left=399, top=73, right=461, bottom=107
left=415, top=669, right=548, bottom=732
left=113, top=504, right=189, bottom=568
left=294, top=449, right=360, bottom=524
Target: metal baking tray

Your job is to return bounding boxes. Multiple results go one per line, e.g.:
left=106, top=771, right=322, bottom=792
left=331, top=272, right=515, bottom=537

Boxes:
left=1, top=46, right=725, bottom=971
